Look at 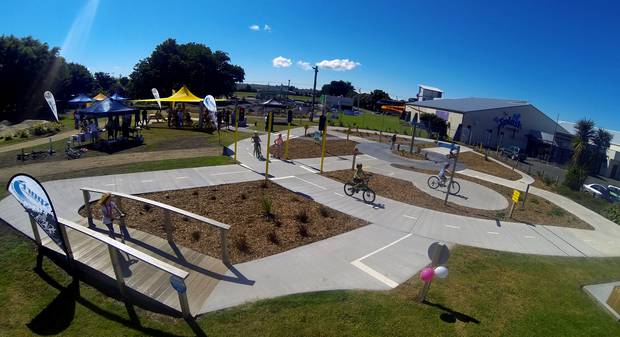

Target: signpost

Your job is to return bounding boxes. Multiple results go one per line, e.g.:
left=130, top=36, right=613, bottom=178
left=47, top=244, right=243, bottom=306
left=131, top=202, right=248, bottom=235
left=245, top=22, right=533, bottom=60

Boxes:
left=409, top=118, right=418, bottom=154
left=265, top=112, right=273, bottom=181
left=233, top=105, right=239, bottom=161
left=416, top=242, right=450, bottom=303
left=319, top=115, right=328, bottom=173
left=509, top=189, right=520, bottom=218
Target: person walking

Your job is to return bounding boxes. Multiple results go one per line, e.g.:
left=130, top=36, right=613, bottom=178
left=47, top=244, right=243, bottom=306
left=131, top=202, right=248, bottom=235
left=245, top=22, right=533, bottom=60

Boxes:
left=141, top=110, right=148, bottom=126
left=274, top=133, right=284, bottom=159
left=391, top=134, right=397, bottom=150
left=99, top=193, right=126, bottom=239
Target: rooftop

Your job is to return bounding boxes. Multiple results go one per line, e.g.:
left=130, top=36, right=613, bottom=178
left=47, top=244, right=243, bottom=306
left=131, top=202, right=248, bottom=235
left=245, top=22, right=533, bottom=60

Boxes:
left=418, top=84, right=443, bottom=92
left=407, top=97, right=529, bottom=113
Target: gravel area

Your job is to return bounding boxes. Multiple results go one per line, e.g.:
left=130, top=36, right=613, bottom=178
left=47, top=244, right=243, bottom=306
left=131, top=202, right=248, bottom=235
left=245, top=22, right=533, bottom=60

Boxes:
left=457, top=152, right=522, bottom=180
left=272, top=137, right=358, bottom=160
left=80, top=181, right=366, bottom=263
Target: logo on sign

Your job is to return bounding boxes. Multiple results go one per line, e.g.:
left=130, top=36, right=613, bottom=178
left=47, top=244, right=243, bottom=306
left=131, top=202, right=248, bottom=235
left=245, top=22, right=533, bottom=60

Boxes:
left=494, top=113, right=521, bottom=129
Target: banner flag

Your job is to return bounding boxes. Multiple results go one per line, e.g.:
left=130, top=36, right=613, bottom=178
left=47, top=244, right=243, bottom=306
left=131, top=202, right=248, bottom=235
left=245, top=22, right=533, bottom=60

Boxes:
left=203, top=95, right=218, bottom=128
left=151, top=88, right=162, bottom=109
left=7, top=174, right=66, bottom=252
left=43, top=91, right=58, bottom=122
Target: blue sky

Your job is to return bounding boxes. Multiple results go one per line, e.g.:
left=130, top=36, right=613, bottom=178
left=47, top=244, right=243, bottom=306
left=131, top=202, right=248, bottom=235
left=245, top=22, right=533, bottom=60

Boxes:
left=1, top=0, right=619, bottom=128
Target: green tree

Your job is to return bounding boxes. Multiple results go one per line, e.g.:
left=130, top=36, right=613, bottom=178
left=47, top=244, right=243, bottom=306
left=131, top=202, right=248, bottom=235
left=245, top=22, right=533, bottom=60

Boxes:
left=419, top=113, right=447, bottom=139
left=321, top=80, right=355, bottom=97
left=571, top=119, right=595, bottom=165
left=129, top=39, right=245, bottom=98
left=57, top=62, right=96, bottom=100
left=592, top=128, right=613, bottom=173
left=358, top=89, right=391, bottom=111
left=94, top=72, right=116, bottom=93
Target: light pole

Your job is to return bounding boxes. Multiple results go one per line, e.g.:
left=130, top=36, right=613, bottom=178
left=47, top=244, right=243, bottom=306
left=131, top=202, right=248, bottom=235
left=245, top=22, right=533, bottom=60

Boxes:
left=310, top=66, right=319, bottom=122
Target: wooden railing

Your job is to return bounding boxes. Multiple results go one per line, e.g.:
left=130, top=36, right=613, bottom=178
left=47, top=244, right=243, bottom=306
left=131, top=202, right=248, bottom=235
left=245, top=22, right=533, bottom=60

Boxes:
left=30, top=215, right=192, bottom=318
left=80, top=187, right=230, bottom=264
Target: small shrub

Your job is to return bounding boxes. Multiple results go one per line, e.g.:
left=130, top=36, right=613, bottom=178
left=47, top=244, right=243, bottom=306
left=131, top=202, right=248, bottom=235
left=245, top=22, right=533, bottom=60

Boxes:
left=191, top=231, right=201, bottom=241
left=298, top=224, right=310, bottom=237
left=548, top=207, right=565, bottom=217
left=18, top=130, right=29, bottom=138
left=602, top=205, right=620, bottom=225
left=182, top=216, right=189, bottom=222
left=295, top=209, right=309, bottom=223
left=530, top=198, right=540, bottom=205
left=267, top=231, right=280, bottom=245
left=240, top=193, right=247, bottom=200
left=192, top=190, right=199, bottom=196
left=143, top=204, right=152, bottom=212
left=563, top=165, right=587, bottom=191
left=261, top=197, right=273, bottom=217
left=235, top=236, right=251, bottom=253
left=260, top=180, right=269, bottom=189
left=4, top=135, right=12, bottom=141
left=495, top=212, right=505, bottom=219
left=164, top=194, right=170, bottom=199
left=319, top=205, right=330, bottom=218
left=210, top=195, right=216, bottom=200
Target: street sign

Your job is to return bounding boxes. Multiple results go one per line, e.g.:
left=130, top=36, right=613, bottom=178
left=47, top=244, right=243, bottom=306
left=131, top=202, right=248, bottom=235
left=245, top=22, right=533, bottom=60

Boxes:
left=427, top=242, right=450, bottom=266
left=512, top=190, right=521, bottom=203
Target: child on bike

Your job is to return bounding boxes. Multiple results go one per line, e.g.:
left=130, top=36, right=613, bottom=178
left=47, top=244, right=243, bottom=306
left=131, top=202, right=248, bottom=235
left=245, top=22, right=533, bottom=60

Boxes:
left=252, top=132, right=262, bottom=158
left=438, top=162, right=450, bottom=184
left=353, top=163, right=368, bottom=187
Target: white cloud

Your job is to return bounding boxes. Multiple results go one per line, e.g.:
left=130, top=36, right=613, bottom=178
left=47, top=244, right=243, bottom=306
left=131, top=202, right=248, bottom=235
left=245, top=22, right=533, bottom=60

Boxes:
left=263, top=24, right=271, bottom=31
left=272, top=56, right=292, bottom=68
left=316, top=58, right=361, bottom=71
left=249, top=24, right=260, bottom=31
left=297, top=61, right=311, bottom=70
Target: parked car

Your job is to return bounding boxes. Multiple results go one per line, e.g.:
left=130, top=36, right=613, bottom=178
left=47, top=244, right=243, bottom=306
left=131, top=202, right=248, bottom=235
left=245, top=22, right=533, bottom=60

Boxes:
left=583, top=183, right=611, bottom=200
left=499, top=145, right=526, bottom=161
left=607, top=185, right=620, bottom=201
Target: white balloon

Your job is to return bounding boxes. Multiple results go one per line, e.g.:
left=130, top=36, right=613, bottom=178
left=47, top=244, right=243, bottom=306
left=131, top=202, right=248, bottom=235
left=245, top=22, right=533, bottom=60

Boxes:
left=434, top=266, right=449, bottom=279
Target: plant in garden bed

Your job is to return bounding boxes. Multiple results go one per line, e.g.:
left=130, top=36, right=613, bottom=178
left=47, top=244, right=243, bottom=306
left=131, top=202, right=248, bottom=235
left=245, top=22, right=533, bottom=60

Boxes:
left=261, top=196, right=275, bottom=219
left=235, top=235, right=251, bottom=254
left=267, top=231, right=280, bottom=245
left=298, top=224, right=310, bottom=237
left=295, top=209, right=309, bottom=223
left=191, top=231, right=201, bottom=241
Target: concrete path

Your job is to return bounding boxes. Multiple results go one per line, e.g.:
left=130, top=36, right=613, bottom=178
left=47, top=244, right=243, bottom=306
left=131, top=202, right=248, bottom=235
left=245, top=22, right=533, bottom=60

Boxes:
left=1, top=125, right=620, bottom=316
left=0, top=129, right=76, bottom=153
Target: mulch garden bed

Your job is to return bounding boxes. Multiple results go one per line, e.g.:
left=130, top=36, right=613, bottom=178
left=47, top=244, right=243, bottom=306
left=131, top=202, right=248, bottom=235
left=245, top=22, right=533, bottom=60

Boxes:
left=457, top=152, right=522, bottom=180
left=80, top=181, right=366, bottom=263
left=386, top=165, right=592, bottom=230
left=272, top=137, right=358, bottom=160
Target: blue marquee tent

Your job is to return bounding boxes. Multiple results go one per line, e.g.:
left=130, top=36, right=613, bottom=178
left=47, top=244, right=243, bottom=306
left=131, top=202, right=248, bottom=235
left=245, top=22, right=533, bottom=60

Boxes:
left=68, top=93, right=93, bottom=104
left=78, top=98, right=136, bottom=118
left=109, top=92, right=128, bottom=101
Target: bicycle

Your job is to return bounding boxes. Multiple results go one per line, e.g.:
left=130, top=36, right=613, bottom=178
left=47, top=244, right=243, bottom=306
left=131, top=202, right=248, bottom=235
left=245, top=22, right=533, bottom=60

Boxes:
left=427, top=175, right=461, bottom=195
left=343, top=175, right=376, bottom=204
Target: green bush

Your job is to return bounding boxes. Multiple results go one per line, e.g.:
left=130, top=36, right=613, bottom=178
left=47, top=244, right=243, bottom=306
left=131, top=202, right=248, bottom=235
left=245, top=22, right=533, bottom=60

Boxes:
left=4, top=135, right=12, bottom=141
left=563, top=165, right=587, bottom=190
left=602, top=205, right=620, bottom=225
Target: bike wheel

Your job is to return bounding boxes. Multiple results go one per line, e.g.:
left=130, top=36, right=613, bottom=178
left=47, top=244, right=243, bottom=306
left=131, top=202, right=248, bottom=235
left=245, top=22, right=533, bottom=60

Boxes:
left=427, top=176, right=440, bottom=189
left=362, top=188, right=376, bottom=204
left=448, top=181, right=461, bottom=195
left=344, top=183, right=355, bottom=196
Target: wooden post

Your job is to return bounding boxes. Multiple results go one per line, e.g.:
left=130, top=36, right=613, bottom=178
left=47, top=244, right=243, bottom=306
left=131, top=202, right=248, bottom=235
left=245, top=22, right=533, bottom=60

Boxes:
left=284, top=123, right=291, bottom=159
left=220, top=228, right=230, bottom=264
left=108, top=245, right=127, bottom=298
left=265, top=112, right=273, bottom=181
left=83, top=190, right=93, bottom=227
left=28, top=214, right=42, bottom=246
left=163, top=209, right=173, bottom=243
left=320, top=127, right=328, bottom=173
left=521, top=184, right=531, bottom=208
left=409, top=123, right=417, bottom=154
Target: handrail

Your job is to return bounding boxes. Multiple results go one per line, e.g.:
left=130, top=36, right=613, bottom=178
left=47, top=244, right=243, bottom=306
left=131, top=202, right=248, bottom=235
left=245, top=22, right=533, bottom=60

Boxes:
left=81, top=187, right=230, bottom=230
left=58, top=217, right=189, bottom=279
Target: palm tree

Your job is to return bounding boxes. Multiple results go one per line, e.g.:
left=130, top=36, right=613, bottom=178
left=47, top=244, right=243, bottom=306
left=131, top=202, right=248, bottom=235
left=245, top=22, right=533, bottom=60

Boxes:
left=571, top=119, right=595, bottom=165
left=592, top=128, right=613, bottom=173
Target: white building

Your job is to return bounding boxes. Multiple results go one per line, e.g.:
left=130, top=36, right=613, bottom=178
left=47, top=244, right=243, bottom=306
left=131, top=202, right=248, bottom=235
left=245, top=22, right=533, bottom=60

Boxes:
left=416, top=84, right=443, bottom=101
left=406, top=97, right=572, bottom=159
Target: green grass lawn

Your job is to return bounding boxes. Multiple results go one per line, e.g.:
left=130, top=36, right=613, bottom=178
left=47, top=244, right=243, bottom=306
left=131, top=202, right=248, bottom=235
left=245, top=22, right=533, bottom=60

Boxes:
left=1, top=229, right=619, bottom=337
left=336, top=112, right=429, bottom=137
left=246, top=115, right=317, bottom=133
left=233, top=91, right=313, bottom=102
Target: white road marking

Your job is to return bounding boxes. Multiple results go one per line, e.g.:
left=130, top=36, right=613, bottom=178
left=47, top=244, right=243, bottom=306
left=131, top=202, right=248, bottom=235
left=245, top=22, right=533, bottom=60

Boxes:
left=524, top=235, right=536, bottom=239
left=104, top=183, right=115, bottom=186
left=351, top=260, right=399, bottom=288
left=403, top=215, right=417, bottom=220
left=176, top=176, right=189, bottom=180
left=444, top=225, right=460, bottom=229
left=487, top=231, right=500, bottom=235
left=361, top=154, right=377, bottom=160
left=239, top=163, right=252, bottom=170
left=210, top=171, right=248, bottom=176
left=271, top=176, right=295, bottom=180
left=300, top=165, right=318, bottom=173
left=583, top=239, right=593, bottom=242
left=295, top=177, right=326, bottom=190
left=349, top=233, right=412, bottom=289
left=334, top=192, right=345, bottom=197
left=141, top=180, right=154, bottom=183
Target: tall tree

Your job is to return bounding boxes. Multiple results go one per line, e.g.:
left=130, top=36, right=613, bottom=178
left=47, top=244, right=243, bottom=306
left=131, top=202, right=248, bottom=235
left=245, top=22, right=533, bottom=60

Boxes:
left=129, top=39, right=245, bottom=98
left=571, top=119, right=595, bottom=165
left=321, top=80, right=355, bottom=97
left=592, top=128, right=613, bottom=173
left=57, top=62, right=96, bottom=100
left=94, top=72, right=116, bottom=93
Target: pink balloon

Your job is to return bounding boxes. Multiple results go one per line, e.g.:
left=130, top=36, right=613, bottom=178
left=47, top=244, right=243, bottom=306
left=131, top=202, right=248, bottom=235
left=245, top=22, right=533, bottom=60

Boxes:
left=420, top=267, right=435, bottom=282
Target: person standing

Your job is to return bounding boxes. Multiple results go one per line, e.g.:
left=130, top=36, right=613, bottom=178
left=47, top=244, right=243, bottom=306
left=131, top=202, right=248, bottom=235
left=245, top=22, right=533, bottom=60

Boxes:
left=99, top=193, right=126, bottom=239
left=274, top=133, right=284, bottom=159
left=391, top=134, right=397, bottom=150
left=141, top=110, right=148, bottom=126
left=252, top=132, right=262, bottom=159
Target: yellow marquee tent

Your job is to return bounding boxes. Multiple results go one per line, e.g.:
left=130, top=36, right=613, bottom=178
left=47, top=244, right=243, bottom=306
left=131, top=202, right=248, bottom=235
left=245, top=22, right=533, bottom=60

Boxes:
left=92, top=93, right=108, bottom=101
left=136, top=85, right=203, bottom=103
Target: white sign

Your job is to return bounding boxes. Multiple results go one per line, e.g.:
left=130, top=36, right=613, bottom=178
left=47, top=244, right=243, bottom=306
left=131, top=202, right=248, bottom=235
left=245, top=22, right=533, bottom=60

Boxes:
left=203, top=95, right=218, bottom=128
left=8, top=174, right=65, bottom=251
left=43, top=91, right=58, bottom=121
left=151, top=88, right=161, bottom=109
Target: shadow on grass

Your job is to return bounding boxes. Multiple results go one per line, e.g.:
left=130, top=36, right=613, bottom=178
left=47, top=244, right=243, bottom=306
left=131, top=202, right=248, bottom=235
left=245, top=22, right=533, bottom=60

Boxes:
left=30, top=262, right=188, bottom=337
left=423, top=300, right=481, bottom=324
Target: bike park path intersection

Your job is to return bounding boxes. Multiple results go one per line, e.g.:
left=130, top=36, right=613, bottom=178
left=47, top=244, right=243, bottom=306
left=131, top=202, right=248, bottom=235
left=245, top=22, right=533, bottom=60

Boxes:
left=1, top=127, right=620, bottom=314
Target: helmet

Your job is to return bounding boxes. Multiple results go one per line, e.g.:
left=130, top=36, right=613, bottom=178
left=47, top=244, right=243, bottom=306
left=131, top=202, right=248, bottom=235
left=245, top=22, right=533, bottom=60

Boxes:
left=356, top=163, right=363, bottom=168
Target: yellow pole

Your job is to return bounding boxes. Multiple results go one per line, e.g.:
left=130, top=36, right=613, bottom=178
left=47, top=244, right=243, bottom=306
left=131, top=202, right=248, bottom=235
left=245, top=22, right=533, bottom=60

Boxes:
left=320, top=126, right=327, bottom=173
left=284, top=122, right=291, bottom=159
left=265, top=112, right=273, bottom=180
left=234, top=106, right=239, bottom=161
